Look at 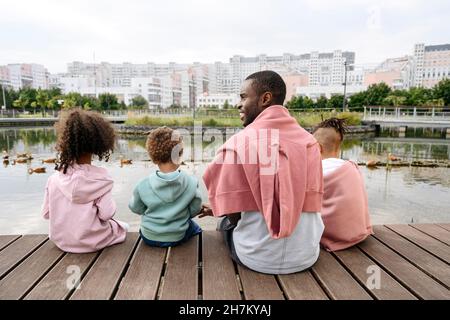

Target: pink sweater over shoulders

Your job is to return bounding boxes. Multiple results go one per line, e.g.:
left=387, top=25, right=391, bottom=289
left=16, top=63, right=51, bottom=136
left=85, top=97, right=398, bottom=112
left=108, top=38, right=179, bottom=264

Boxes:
left=203, top=105, right=323, bottom=239
left=320, top=161, right=373, bottom=251
left=41, top=164, right=126, bottom=253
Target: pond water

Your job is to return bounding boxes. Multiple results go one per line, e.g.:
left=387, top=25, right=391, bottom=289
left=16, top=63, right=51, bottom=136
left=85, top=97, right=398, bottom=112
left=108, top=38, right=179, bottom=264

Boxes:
left=0, top=126, right=449, bottom=235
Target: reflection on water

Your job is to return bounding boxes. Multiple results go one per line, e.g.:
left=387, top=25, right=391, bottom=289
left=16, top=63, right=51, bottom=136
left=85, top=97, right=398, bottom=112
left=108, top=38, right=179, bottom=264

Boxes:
left=0, top=127, right=449, bottom=234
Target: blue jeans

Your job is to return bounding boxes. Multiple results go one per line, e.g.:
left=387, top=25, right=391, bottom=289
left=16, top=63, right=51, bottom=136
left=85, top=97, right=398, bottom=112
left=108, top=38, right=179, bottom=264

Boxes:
left=140, top=219, right=202, bottom=248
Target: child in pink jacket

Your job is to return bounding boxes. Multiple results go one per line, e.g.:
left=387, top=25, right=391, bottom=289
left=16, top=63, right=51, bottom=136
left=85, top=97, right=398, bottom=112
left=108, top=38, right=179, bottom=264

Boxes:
left=313, top=118, right=373, bottom=251
left=41, top=109, right=127, bottom=253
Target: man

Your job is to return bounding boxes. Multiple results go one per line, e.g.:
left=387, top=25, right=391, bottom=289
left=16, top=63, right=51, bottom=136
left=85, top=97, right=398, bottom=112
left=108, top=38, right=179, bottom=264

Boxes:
left=201, top=71, right=324, bottom=274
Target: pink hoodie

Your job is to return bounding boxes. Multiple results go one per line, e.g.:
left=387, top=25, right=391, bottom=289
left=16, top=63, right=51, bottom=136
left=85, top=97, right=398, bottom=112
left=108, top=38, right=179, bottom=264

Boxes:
left=320, top=161, right=373, bottom=251
left=203, top=105, right=323, bottom=239
left=41, top=164, right=127, bottom=253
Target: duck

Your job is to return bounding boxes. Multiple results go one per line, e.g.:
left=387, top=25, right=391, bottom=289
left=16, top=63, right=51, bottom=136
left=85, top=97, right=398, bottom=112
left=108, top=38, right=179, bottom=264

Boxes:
left=16, top=152, right=28, bottom=158
left=366, top=160, right=379, bottom=168
left=2, top=150, right=9, bottom=160
left=42, top=158, right=57, bottom=164
left=28, top=167, right=46, bottom=174
left=3, top=159, right=9, bottom=166
left=388, top=153, right=400, bottom=161
left=13, top=158, right=28, bottom=164
left=120, top=158, right=132, bottom=166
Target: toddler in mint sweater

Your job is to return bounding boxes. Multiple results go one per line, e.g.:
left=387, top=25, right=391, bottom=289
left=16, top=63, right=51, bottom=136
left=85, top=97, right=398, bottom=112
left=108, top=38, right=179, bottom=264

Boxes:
left=129, top=127, right=203, bottom=247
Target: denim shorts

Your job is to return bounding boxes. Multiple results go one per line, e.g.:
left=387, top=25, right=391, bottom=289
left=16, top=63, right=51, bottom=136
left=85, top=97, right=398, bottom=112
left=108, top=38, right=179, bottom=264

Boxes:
left=140, top=219, right=202, bottom=248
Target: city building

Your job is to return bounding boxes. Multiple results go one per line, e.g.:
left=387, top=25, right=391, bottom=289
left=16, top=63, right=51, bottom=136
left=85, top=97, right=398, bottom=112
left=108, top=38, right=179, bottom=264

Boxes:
left=196, top=93, right=239, bottom=109
left=364, top=56, right=414, bottom=90
left=0, top=64, right=48, bottom=90
left=413, top=43, right=450, bottom=88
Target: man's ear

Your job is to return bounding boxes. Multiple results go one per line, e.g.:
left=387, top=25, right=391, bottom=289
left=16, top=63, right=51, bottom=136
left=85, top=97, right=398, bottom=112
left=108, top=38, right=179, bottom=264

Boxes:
left=261, top=92, right=273, bottom=107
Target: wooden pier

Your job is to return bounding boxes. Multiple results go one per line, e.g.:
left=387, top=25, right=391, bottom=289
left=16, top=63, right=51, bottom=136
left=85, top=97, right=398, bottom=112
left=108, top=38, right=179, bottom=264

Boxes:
left=0, top=224, right=449, bottom=300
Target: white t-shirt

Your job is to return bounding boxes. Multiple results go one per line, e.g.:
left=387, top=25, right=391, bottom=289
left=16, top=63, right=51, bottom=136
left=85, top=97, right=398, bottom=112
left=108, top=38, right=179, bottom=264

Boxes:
left=232, top=211, right=324, bottom=274
left=322, top=158, right=346, bottom=176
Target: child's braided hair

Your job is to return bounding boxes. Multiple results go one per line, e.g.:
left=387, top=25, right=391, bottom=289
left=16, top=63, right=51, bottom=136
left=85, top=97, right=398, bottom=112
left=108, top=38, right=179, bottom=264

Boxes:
left=313, top=117, right=348, bottom=141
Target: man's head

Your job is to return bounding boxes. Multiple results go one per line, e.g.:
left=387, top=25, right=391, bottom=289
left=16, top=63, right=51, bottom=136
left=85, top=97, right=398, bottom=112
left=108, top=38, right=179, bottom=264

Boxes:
left=312, top=118, right=347, bottom=159
left=237, top=70, right=286, bottom=127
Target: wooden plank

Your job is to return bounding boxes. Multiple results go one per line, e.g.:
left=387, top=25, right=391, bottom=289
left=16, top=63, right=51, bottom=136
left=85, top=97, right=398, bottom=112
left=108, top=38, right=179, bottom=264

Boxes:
left=0, top=235, right=20, bottom=251
left=115, top=241, right=166, bottom=300
left=386, top=224, right=450, bottom=264
left=410, top=224, right=450, bottom=245
left=159, top=237, right=199, bottom=300
left=333, top=247, right=417, bottom=300
left=0, top=240, right=65, bottom=300
left=237, top=265, right=284, bottom=300
left=278, top=271, right=329, bottom=300
left=358, top=236, right=450, bottom=299
left=0, top=235, right=48, bottom=279
left=311, top=250, right=372, bottom=300
left=436, top=223, right=450, bottom=232
left=372, top=225, right=450, bottom=288
left=24, top=252, right=98, bottom=300
left=70, top=233, right=139, bottom=300
left=202, top=231, right=241, bottom=300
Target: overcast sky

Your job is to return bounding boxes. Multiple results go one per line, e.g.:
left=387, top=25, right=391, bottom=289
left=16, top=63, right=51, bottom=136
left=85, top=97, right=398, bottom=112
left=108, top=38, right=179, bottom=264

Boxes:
left=1, top=0, right=449, bottom=73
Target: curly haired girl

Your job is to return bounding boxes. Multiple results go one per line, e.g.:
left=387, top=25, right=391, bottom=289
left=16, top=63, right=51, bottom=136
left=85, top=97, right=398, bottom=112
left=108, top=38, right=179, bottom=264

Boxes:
left=41, top=109, right=128, bottom=253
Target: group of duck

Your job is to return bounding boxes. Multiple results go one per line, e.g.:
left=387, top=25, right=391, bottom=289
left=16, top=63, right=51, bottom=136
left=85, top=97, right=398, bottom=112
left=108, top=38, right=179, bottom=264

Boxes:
left=2, top=150, right=56, bottom=174
left=2, top=150, right=135, bottom=173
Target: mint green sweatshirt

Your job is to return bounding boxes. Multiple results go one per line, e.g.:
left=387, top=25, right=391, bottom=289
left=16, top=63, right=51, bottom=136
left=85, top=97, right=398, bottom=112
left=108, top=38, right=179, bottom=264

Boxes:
left=128, top=170, right=202, bottom=242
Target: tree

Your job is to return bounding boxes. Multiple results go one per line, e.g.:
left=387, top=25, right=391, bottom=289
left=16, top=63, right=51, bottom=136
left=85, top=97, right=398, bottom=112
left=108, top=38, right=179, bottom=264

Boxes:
left=131, top=95, right=148, bottom=109
left=63, top=92, right=83, bottom=109
left=13, top=97, right=27, bottom=112
left=223, top=99, right=230, bottom=109
left=327, top=94, right=344, bottom=109
left=433, top=79, right=450, bottom=106
left=286, top=95, right=313, bottom=109
left=405, top=87, right=433, bottom=106
left=348, top=91, right=367, bottom=110
left=365, top=83, right=391, bottom=106
left=315, top=96, right=328, bottom=109
left=16, top=88, right=37, bottom=111
left=99, top=93, right=119, bottom=110
left=36, top=89, right=49, bottom=116
left=81, top=95, right=99, bottom=110
left=382, top=95, right=406, bottom=107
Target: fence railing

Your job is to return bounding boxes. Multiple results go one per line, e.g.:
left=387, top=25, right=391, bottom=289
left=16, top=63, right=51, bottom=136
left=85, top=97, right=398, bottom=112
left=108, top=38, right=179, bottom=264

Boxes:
left=0, top=107, right=359, bottom=120
left=363, top=106, right=450, bottom=121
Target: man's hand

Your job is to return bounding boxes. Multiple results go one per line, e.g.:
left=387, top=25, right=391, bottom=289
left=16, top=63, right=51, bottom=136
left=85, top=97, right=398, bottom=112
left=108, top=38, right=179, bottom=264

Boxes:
left=198, top=204, right=213, bottom=218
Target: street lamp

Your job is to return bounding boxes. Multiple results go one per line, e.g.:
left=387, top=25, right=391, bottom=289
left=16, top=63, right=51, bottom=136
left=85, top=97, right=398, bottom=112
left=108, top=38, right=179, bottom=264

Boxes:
left=342, top=60, right=348, bottom=112
left=1, top=81, right=6, bottom=110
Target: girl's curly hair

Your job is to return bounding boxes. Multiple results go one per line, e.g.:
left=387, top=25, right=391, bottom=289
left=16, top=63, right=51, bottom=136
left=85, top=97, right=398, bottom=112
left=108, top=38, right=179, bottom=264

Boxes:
left=54, top=109, right=116, bottom=173
left=146, top=126, right=183, bottom=164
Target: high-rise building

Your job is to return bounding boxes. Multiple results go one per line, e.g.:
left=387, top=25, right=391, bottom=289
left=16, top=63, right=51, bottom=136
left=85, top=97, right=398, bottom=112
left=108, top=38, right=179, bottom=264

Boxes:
left=1, top=64, right=48, bottom=90
left=413, top=43, right=450, bottom=88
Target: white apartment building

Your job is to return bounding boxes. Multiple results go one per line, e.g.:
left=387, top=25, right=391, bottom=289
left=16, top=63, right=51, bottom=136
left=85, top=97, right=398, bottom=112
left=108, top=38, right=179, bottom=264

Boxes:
left=413, top=43, right=450, bottom=88
left=2, top=63, right=48, bottom=90
left=211, top=51, right=355, bottom=95
left=196, top=93, right=239, bottom=109
left=364, top=56, right=414, bottom=90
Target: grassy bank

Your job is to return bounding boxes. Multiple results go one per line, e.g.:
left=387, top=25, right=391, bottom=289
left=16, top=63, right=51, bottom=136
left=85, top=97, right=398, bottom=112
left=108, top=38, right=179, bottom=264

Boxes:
left=125, top=111, right=362, bottom=128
